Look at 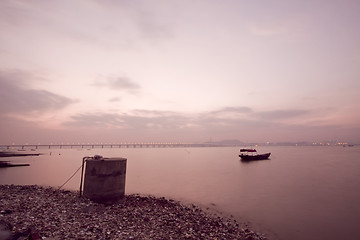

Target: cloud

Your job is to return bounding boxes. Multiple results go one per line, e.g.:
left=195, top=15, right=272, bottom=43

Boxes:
left=108, top=97, right=121, bottom=102
left=62, top=108, right=289, bottom=143
left=93, top=76, right=140, bottom=93
left=91, top=0, right=174, bottom=41
left=255, top=109, right=311, bottom=120
left=5, top=103, right=359, bottom=143
left=64, top=113, right=125, bottom=128
left=209, top=107, right=253, bottom=116
left=64, top=110, right=189, bottom=130
left=132, top=109, right=179, bottom=117
left=0, top=69, right=76, bottom=115
left=0, top=0, right=173, bottom=54
left=62, top=107, right=277, bottom=140
left=108, top=77, right=140, bottom=90
left=64, top=107, right=314, bottom=132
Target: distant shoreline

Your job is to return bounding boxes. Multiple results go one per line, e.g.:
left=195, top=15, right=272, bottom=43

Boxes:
left=0, top=141, right=357, bottom=150
left=0, top=185, right=267, bottom=240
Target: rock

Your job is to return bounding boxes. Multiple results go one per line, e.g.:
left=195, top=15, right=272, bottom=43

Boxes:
left=0, top=221, right=11, bottom=231
left=0, top=185, right=267, bottom=240
left=0, top=210, right=12, bottom=215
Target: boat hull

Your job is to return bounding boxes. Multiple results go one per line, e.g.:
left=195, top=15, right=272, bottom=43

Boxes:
left=239, top=152, right=271, bottom=161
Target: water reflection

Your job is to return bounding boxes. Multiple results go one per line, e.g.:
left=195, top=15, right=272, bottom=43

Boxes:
left=1, top=146, right=360, bottom=240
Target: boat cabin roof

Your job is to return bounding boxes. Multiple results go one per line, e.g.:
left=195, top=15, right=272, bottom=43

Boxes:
left=240, top=149, right=257, bottom=152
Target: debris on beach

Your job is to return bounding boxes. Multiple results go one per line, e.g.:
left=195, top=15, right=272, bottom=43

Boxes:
left=0, top=185, right=267, bottom=239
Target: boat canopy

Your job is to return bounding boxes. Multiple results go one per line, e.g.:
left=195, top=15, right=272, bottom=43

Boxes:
left=240, top=149, right=257, bottom=152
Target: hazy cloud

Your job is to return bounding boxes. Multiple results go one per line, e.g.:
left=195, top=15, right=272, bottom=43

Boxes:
left=210, top=107, right=253, bottom=115
left=108, top=97, right=121, bottom=102
left=51, top=104, right=360, bottom=143
left=132, top=109, right=178, bottom=117
left=64, top=113, right=125, bottom=128
left=64, top=110, right=188, bottom=130
left=109, top=77, right=140, bottom=90
left=0, top=69, right=75, bottom=115
left=63, top=107, right=293, bottom=136
left=0, top=0, right=172, bottom=52
left=61, top=107, right=291, bottom=143
left=91, top=0, right=174, bottom=41
left=255, top=109, right=311, bottom=120
left=93, top=76, right=140, bottom=93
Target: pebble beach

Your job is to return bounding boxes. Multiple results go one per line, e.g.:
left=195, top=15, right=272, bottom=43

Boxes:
left=0, top=185, right=266, bottom=240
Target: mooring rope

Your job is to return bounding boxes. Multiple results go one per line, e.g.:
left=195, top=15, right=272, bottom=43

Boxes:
left=58, top=156, right=100, bottom=194
left=57, top=164, right=83, bottom=191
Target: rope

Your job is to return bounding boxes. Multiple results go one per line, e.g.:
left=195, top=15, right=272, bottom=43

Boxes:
left=57, top=164, right=83, bottom=191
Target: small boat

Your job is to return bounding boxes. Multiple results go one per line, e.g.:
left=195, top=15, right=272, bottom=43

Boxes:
left=239, top=149, right=271, bottom=161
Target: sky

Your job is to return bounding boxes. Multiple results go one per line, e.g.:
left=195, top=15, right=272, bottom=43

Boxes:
left=0, top=0, right=360, bottom=145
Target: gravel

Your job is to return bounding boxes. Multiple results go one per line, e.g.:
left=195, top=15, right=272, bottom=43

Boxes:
left=0, top=185, right=267, bottom=240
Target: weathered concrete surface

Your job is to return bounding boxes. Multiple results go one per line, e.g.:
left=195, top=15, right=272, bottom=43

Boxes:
left=83, top=158, right=127, bottom=203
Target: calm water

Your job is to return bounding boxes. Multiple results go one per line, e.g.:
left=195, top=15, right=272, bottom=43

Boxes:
left=1, top=146, right=360, bottom=240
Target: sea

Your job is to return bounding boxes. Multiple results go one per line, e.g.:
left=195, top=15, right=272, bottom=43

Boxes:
left=1, top=146, right=360, bottom=240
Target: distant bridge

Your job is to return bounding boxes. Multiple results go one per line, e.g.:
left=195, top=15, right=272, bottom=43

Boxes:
left=0, top=143, right=236, bottom=150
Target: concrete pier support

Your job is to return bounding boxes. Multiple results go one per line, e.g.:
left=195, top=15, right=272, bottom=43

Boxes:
left=83, top=156, right=127, bottom=203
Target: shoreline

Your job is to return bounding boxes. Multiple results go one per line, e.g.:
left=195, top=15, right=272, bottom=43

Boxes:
left=0, top=185, right=267, bottom=239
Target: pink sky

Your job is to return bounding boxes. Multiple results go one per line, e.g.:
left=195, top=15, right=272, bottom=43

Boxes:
left=0, top=0, right=360, bottom=144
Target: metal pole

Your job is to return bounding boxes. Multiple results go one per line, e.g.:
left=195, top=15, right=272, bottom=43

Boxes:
left=79, top=157, right=87, bottom=197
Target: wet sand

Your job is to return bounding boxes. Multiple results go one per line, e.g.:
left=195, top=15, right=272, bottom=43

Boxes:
left=0, top=185, right=266, bottom=239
